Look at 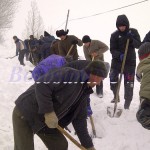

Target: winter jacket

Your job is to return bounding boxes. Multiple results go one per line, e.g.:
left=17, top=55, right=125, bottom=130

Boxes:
left=43, top=36, right=55, bottom=44
left=110, top=15, right=141, bottom=72
left=50, top=40, right=60, bottom=55
left=142, top=31, right=150, bottom=43
left=32, top=54, right=66, bottom=81
left=83, top=40, right=108, bottom=61
left=65, top=60, right=91, bottom=70
left=15, top=39, right=26, bottom=55
left=58, top=35, right=83, bottom=60
left=136, top=56, right=150, bottom=99
left=15, top=68, right=94, bottom=148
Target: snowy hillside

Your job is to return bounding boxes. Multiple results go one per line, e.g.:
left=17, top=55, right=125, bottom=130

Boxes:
left=0, top=45, right=150, bottom=150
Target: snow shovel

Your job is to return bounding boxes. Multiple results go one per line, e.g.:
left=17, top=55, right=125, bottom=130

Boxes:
left=89, top=115, right=97, bottom=138
left=107, top=38, right=130, bottom=118
left=6, top=55, right=16, bottom=59
left=66, top=44, right=74, bottom=56
left=57, top=125, right=87, bottom=150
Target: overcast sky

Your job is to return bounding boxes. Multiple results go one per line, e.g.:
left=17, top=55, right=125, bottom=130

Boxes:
left=8, top=0, right=150, bottom=47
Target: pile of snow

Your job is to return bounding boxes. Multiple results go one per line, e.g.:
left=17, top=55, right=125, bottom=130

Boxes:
left=0, top=44, right=150, bottom=150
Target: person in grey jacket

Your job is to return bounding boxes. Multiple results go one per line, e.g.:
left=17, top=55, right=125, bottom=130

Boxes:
left=82, top=35, right=109, bottom=98
left=12, top=60, right=107, bottom=150
left=13, top=36, right=26, bottom=66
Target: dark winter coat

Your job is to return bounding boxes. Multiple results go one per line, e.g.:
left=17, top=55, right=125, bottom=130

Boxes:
left=142, top=31, right=150, bottom=43
left=65, top=60, right=91, bottom=70
left=15, top=68, right=94, bottom=148
left=39, top=43, right=51, bottom=59
left=58, top=35, right=83, bottom=60
left=110, top=15, right=141, bottom=72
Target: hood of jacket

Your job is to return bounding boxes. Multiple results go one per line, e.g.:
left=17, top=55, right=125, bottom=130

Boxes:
left=116, top=14, right=129, bottom=32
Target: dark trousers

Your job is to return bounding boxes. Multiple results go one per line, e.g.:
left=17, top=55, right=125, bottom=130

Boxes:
left=109, top=69, right=135, bottom=108
left=12, top=106, right=68, bottom=150
left=96, top=81, right=103, bottom=95
left=18, top=50, right=25, bottom=65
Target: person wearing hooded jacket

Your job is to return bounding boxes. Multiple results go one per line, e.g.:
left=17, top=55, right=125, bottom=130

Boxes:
left=56, top=29, right=83, bottom=60
left=109, top=14, right=141, bottom=109
left=12, top=60, right=108, bottom=150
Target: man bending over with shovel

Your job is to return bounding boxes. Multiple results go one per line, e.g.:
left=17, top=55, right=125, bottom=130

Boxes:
left=12, top=60, right=107, bottom=150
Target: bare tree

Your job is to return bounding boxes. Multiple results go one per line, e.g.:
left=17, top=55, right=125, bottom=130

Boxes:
left=0, top=0, right=19, bottom=29
left=24, top=0, right=44, bottom=39
left=0, top=0, right=19, bottom=42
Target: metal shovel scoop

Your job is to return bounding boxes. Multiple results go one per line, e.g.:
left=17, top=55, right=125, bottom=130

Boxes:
left=107, top=106, right=123, bottom=118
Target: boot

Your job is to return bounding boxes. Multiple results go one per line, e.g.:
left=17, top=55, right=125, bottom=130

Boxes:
left=124, top=100, right=131, bottom=109
left=111, top=96, right=120, bottom=103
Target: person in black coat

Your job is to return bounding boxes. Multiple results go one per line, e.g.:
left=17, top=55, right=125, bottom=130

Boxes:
left=142, top=31, right=150, bottom=43
left=12, top=61, right=107, bottom=150
left=109, top=14, right=141, bottom=109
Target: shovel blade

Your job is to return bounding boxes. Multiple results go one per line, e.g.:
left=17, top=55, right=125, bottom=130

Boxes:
left=107, top=106, right=123, bottom=118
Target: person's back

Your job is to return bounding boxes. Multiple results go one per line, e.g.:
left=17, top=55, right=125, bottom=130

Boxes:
left=142, top=31, right=150, bottom=43
left=32, top=54, right=66, bottom=81
left=136, top=42, right=150, bottom=130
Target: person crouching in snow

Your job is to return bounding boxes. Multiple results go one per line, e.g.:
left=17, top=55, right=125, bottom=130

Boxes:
left=136, top=42, right=150, bottom=130
left=12, top=60, right=107, bottom=150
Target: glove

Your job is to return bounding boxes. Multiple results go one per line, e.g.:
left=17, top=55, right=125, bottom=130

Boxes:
left=120, top=53, right=124, bottom=61
left=44, top=111, right=58, bottom=128
left=87, top=147, right=96, bottom=150
left=127, top=32, right=134, bottom=39
left=136, top=98, right=150, bottom=130
left=71, top=40, right=78, bottom=45
left=87, top=105, right=93, bottom=117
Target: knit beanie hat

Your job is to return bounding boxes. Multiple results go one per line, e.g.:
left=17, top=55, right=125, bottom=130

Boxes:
left=138, top=42, right=150, bottom=60
left=56, top=29, right=69, bottom=37
left=82, top=35, right=91, bottom=43
left=85, top=60, right=107, bottom=78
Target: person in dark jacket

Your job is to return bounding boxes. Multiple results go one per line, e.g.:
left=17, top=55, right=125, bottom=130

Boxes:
left=142, top=31, right=150, bottom=43
left=13, top=36, right=26, bottom=66
left=56, top=29, right=83, bottom=60
left=12, top=61, right=107, bottom=150
left=109, top=14, right=141, bottom=109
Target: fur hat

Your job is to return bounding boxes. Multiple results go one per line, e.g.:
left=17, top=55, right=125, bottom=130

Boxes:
left=44, top=31, right=50, bottom=37
left=138, top=42, right=150, bottom=60
left=56, top=29, right=69, bottom=37
left=85, top=60, right=107, bottom=78
left=82, top=35, right=91, bottom=43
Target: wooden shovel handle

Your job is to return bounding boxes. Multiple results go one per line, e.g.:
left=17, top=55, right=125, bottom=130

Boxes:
left=57, top=125, right=87, bottom=150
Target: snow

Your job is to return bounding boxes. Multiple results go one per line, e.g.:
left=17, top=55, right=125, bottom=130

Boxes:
left=0, top=45, right=150, bottom=150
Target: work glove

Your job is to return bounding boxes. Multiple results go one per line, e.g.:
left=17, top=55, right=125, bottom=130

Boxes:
left=44, top=111, right=58, bottom=128
left=87, top=105, right=93, bottom=117
left=126, top=32, right=134, bottom=39
left=120, top=53, right=124, bottom=61
left=87, top=146, right=96, bottom=150
left=136, top=98, right=150, bottom=130
left=71, top=40, right=78, bottom=45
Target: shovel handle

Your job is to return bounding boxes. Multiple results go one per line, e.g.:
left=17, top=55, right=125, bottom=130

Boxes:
left=89, top=116, right=96, bottom=137
left=66, top=45, right=74, bottom=56
left=57, top=125, right=87, bottom=150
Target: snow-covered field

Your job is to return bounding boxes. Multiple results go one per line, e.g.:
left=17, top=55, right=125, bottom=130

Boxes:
left=0, top=45, right=150, bottom=150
